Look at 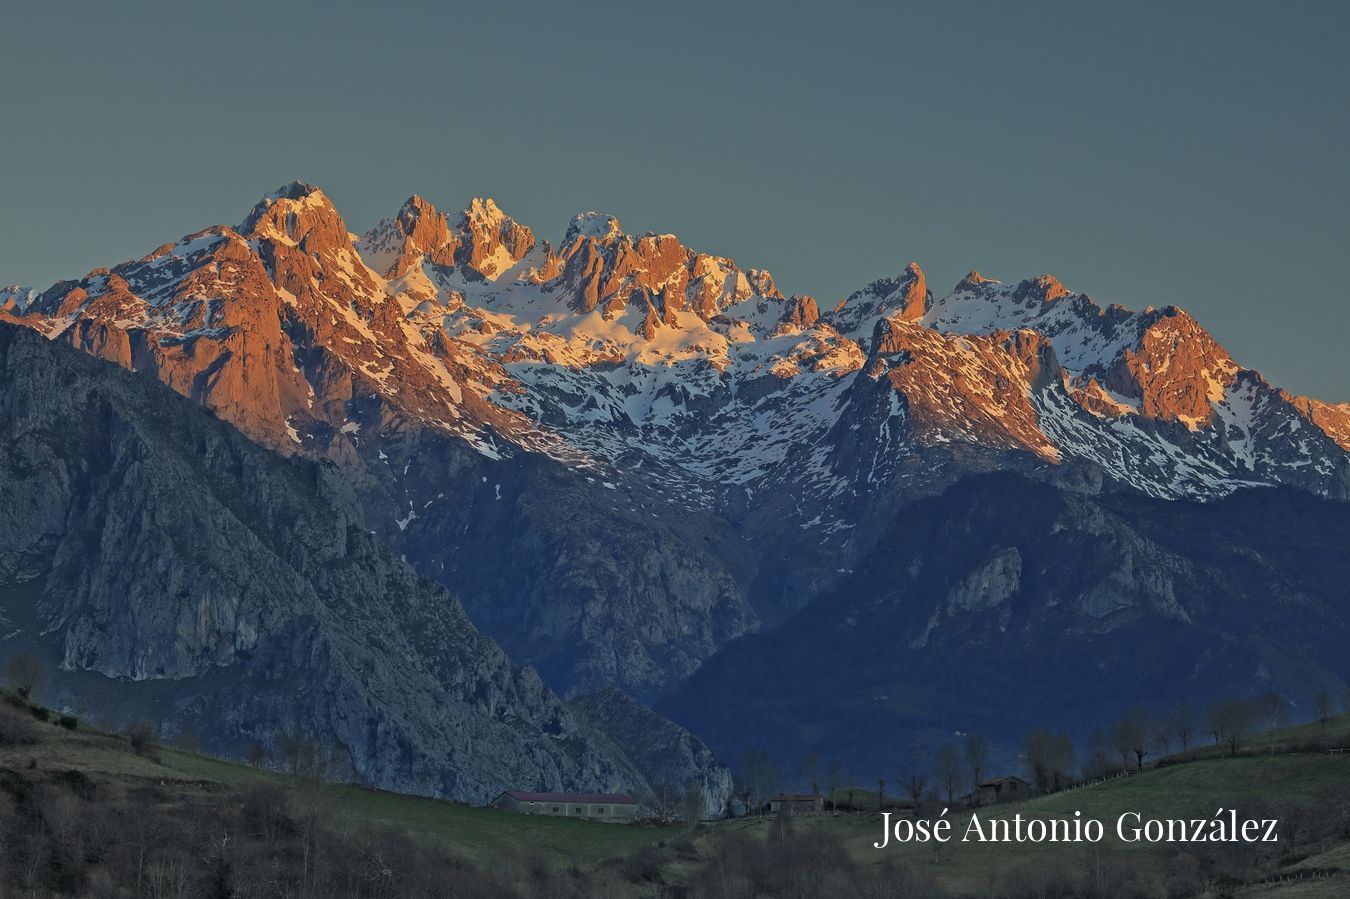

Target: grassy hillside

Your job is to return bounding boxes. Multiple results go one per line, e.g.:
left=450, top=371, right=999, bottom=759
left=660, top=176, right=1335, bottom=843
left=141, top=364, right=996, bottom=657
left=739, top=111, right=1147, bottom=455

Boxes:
left=3, top=711, right=674, bottom=869
left=679, top=717, right=1350, bottom=897
left=166, top=751, right=675, bottom=868
left=7, top=695, right=1350, bottom=897
left=700, top=750, right=1350, bottom=897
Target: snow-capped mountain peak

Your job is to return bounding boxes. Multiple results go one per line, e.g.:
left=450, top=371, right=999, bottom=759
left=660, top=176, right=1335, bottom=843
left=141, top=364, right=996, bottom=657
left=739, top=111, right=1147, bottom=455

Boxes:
left=0, top=285, right=38, bottom=314
left=3, top=181, right=1347, bottom=527
left=828, top=260, right=928, bottom=337
left=564, top=211, right=623, bottom=244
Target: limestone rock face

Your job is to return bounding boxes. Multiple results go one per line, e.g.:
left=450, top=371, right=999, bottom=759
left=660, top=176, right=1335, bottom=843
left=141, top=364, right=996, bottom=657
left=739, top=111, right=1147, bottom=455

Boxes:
left=0, top=323, right=726, bottom=804
left=831, top=261, right=929, bottom=336
left=570, top=687, right=735, bottom=816
left=5, top=181, right=1350, bottom=710
left=946, top=547, right=1022, bottom=614
left=863, top=318, right=1062, bottom=462
left=661, top=473, right=1350, bottom=778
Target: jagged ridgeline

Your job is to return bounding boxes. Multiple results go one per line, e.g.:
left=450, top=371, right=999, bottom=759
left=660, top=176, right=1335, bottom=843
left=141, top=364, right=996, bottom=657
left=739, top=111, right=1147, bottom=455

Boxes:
left=2, top=182, right=1349, bottom=764
left=0, top=323, right=730, bottom=806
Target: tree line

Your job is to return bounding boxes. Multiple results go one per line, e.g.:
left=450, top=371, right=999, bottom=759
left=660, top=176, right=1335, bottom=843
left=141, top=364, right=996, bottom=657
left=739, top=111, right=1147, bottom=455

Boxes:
left=732, top=686, right=1349, bottom=814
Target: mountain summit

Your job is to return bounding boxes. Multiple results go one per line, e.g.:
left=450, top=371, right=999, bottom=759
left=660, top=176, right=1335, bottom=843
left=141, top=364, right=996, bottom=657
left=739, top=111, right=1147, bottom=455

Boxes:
left=4, top=182, right=1349, bottom=701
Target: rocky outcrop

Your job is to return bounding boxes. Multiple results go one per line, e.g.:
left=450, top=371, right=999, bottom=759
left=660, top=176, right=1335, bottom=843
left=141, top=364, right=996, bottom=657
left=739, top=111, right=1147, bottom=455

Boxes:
left=862, top=318, right=1063, bottom=461
left=570, top=687, right=735, bottom=817
left=0, top=323, right=731, bottom=803
left=829, top=261, right=928, bottom=336
left=5, top=180, right=1350, bottom=710
left=661, top=472, right=1350, bottom=778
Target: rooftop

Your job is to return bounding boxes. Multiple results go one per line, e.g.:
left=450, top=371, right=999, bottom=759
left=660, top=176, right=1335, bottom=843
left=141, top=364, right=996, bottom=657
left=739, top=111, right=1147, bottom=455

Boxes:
left=501, top=790, right=636, bottom=804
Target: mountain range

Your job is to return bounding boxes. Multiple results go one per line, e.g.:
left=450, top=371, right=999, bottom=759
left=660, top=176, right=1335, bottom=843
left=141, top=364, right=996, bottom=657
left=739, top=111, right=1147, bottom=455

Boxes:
left=0, top=321, right=729, bottom=807
left=3, top=181, right=1348, bottom=778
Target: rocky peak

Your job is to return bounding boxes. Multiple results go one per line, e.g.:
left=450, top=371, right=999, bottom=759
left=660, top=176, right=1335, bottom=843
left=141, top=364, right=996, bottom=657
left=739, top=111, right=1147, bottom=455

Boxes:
left=829, top=261, right=929, bottom=336
left=458, top=196, right=508, bottom=230
left=894, top=261, right=929, bottom=321
left=396, top=194, right=448, bottom=239
left=549, top=213, right=776, bottom=324
left=1284, top=395, right=1350, bottom=452
left=565, top=211, right=624, bottom=245
left=7, top=178, right=1350, bottom=528
left=747, top=268, right=781, bottom=299
left=1012, top=274, right=1070, bottom=304
left=0, top=285, right=36, bottom=314
left=1107, top=306, right=1238, bottom=427
left=955, top=269, right=996, bottom=292
left=859, top=317, right=1062, bottom=461
left=453, top=197, right=535, bottom=280
left=358, top=195, right=456, bottom=278
left=358, top=195, right=535, bottom=281
left=776, top=294, right=820, bottom=331
left=239, top=181, right=352, bottom=257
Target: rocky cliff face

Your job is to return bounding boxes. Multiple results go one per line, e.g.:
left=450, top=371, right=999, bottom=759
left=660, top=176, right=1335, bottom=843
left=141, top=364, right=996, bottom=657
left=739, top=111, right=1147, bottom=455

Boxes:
left=4, top=182, right=1349, bottom=703
left=1, top=184, right=757, bottom=700
left=660, top=473, right=1350, bottom=777
left=569, top=687, right=734, bottom=817
left=0, top=323, right=719, bottom=804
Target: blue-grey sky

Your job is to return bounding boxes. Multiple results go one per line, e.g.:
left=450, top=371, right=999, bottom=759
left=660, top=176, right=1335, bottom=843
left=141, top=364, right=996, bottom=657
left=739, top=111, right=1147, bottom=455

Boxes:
left=3, top=1, right=1347, bottom=398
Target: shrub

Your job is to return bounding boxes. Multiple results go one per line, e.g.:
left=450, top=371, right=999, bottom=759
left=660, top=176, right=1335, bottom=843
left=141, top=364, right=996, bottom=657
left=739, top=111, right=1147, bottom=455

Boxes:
left=0, top=704, right=39, bottom=746
left=620, top=844, right=668, bottom=883
left=4, top=652, right=44, bottom=701
left=28, top=705, right=49, bottom=722
left=123, top=721, right=161, bottom=761
left=57, top=715, right=78, bottom=731
left=672, top=835, right=699, bottom=860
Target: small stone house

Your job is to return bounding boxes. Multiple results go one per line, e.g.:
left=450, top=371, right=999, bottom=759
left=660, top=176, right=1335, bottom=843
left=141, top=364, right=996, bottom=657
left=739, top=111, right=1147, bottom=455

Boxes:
left=490, top=790, right=638, bottom=822
left=977, top=775, right=1030, bottom=804
left=767, top=794, right=825, bottom=816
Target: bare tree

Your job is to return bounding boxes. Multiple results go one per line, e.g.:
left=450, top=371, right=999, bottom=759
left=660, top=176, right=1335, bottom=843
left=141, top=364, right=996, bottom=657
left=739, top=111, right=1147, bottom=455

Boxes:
left=656, top=782, right=676, bottom=820
left=877, top=777, right=886, bottom=811
left=964, top=733, right=989, bottom=804
left=905, top=771, right=928, bottom=810
left=1112, top=707, right=1151, bottom=772
left=1167, top=702, right=1195, bottom=752
left=1024, top=729, right=1075, bottom=792
left=1210, top=698, right=1257, bottom=756
left=1026, top=729, right=1054, bottom=792
left=825, top=759, right=845, bottom=815
left=937, top=743, right=964, bottom=804
left=287, top=737, right=342, bottom=890
left=1083, top=729, right=1117, bottom=779
left=1316, top=690, right=1333, bottom=726
left=1256, top=692, right=1288, bottom=755
left=1150, top=715, right=1172, bottom=759
left=681, top=779, right=706, bottom=825
left=741, top=749, right=780, bottom=816
left=124, top=721, right=161, bottom=761
left=4, top=653, right=44, bottom=701
left=736, top=780, right=752, bottom=817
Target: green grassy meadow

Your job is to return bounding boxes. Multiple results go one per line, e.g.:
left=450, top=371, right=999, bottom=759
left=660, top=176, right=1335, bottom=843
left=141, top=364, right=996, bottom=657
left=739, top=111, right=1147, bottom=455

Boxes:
left=8, top=706, right=1350, bottom=895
